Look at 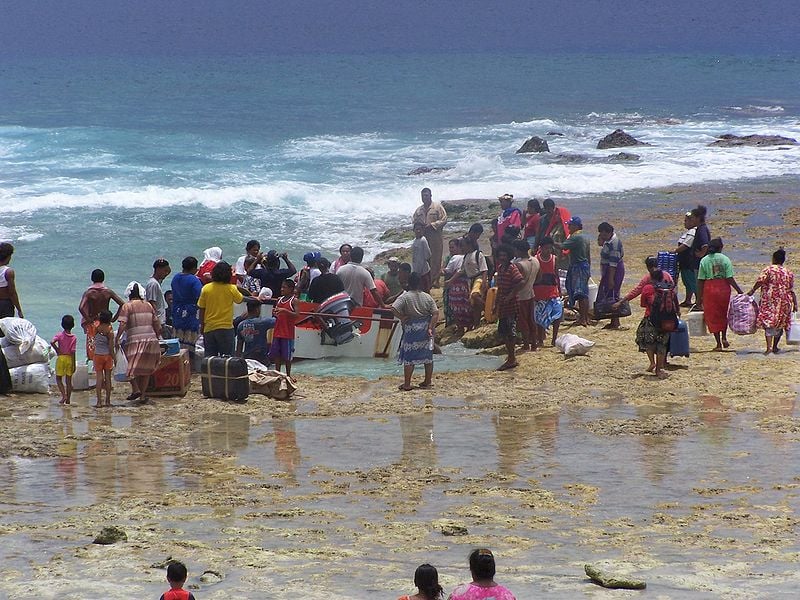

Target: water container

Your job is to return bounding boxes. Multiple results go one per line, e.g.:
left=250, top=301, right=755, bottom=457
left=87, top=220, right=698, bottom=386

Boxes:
left=787, top=313, right=800, bottom=345
left=484, top=287, right=498, bottom=323
left=685, top=310, right=708, bottom=337
left=588, top=282, right=598, bottom=307
left=669, top=320, right=690, bottom=357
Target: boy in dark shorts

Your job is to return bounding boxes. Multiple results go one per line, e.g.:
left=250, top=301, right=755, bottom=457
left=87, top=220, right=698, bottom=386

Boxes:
left=269, top=279, right=298, bottom=381
left=494, top=244, right=524, bottom=371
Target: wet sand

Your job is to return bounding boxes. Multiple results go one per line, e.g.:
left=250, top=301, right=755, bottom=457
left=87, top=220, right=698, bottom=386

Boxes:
left=1, top=178, right=799, bottom=599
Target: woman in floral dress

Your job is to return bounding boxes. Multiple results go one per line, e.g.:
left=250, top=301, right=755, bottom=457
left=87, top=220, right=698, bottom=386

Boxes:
left=747, top=248, right=797, bottom=354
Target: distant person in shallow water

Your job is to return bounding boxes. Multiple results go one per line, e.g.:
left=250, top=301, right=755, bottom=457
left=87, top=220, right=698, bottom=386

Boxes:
left=0, top=242, right=23, bottom=319
left=747, top=247, right=797, bottom=354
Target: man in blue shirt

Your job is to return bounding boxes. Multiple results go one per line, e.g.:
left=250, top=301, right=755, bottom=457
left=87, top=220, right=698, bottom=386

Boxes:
left=236, top=298, right=276, bottom=366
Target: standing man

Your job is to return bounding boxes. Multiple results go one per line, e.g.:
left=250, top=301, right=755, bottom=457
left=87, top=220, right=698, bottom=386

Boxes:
left=78, top=269, right=125, bottom=361
left=234, top=240, right=265, bottom=284
left=495, top=244, right=524, bottom=371
left=558, top=217, right=592, bottom=327
left=412, top=188, right=448, bottom=288
left=336, top=247, right=385, bottom=307
left=146, top=258, right=171, bottom=334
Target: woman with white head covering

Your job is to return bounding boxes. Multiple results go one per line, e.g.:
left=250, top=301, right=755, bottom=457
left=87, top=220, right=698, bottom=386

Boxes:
left=197, top=247, right=223, bottom=284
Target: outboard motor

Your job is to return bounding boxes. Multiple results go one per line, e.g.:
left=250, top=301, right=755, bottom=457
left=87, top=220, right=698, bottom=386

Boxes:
left=317, top=292, right=357, bottom=345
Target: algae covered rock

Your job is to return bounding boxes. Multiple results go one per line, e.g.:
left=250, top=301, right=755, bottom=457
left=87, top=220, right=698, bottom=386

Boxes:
left=584, top=562, right=646, bottom=589
left=516, top=136, right=550, bottom=153
left=460, top=324, right=501, bottom=349
left=200, top=570, right=224, bottom=584
left=93, top=525, right=128, bottom=545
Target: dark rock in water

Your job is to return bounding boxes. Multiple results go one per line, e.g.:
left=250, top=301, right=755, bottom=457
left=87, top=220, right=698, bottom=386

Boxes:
left=708, top=134, right=798, bottom=148
left=374, top=247, right=412, bottom=264
left=554, top=153, right=590, bottom=164
left=597, top=129, right=651, bottom=149
left=441, top=199, right=500, bottom=223
left=407, top=166, right=454, bottom=176
left=150, top=556, right=177, bottom=569
left=585, top=563, right=646, bottom=590
left=93, top=525, right=128, bottom=545
left=546, top=131, right=565, bottom=136
left=516, top=136, right=550, bottom=153
left=606, top=152, right=640, bottom=162
left=656, top=117, right=683, bottom=125
left=440, top=523, right=469, bottom=536
left=200, top=570, right=224, bottom=584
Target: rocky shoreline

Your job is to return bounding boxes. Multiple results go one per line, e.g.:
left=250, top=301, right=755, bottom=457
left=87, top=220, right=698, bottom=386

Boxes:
left=1, top=177, right=799, bottom=598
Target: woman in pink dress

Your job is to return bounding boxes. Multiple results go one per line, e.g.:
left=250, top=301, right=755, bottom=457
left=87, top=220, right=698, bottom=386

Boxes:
left=747, top=248, right=797, bottom=354
left=448, top=549, right=516, bottom=600
left=115, top=283, right=161, bottom=404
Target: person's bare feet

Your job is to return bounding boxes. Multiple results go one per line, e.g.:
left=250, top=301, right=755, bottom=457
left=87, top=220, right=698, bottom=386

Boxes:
left=722, top=339, right=730, bottom=349
left=713, top=346, right=723, bottom=352
left=656, top=371, right=670, bottom=379
left=497, top=361, right=519, bottom=371
left=646, top=364, right=656, bottom=373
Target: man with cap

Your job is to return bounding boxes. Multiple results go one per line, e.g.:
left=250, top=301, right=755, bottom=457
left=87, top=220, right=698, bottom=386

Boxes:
left=557, top=216, right=592, bottom=326
left=412, top=188, right=448, bottom=288
left=381, top=257, right=404, bottom=298
left=253, top=250, right=297, bottom=298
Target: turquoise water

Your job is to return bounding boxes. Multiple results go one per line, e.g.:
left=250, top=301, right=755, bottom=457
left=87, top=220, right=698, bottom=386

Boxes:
left=1, top=52, right=799, bottom=343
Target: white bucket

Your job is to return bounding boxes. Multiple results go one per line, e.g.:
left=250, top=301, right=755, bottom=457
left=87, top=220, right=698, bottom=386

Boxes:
left=71, top=364, right=96, bottom=390
left=685, top=311, right=708, bottom=337
left=588, top=282, right=598, bottom=307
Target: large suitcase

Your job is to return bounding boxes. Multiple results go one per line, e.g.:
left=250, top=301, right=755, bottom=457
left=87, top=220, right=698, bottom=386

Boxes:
left=669, top=319, right=690, bottom=357
left=200, top=356, right=250, bottom=402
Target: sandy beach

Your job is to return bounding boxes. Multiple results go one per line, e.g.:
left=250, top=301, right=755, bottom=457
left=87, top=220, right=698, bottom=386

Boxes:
left=1, top=178, right=799, bottom=599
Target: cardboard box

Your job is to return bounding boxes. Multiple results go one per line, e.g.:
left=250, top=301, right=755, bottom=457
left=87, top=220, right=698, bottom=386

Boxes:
left=148, top=349, right=191, bottom=397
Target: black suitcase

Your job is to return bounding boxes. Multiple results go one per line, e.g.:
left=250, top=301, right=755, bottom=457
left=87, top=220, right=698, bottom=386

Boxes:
left=200, top=356, right=250, bottom=402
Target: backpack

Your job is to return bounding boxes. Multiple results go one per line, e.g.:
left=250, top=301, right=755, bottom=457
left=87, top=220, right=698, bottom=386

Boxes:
left=649, top=281, right=679, bottom=332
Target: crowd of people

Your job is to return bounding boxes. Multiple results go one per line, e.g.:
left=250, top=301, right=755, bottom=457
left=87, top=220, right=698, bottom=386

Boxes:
left=0, top=191, right=797, bottom=399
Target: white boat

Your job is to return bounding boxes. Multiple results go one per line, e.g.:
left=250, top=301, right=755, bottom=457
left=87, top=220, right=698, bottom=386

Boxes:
left=266, top=293, right=400, bottom=360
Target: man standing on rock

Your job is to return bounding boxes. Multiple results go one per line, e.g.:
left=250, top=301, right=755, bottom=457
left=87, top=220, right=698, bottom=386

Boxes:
left=412, top=188, right=447, bottom=288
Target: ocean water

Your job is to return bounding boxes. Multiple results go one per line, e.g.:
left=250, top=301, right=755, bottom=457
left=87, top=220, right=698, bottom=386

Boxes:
left=1, top=52, right=799, bottom=342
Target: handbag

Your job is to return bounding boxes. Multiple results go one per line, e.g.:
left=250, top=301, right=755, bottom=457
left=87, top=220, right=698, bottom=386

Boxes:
left=593, top=299, right=632, bottom=320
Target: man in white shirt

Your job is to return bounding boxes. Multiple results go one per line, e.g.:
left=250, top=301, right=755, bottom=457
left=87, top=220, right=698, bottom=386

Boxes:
left=412, top=188, right=448, bottom=288
left=145, top=258, right=171, bottom=328
left=336, top=246, right=385, bottom=307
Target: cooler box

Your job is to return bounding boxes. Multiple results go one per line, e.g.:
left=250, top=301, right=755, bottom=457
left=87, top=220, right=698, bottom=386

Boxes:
left=159, top=338, right=180, bottom=356
left=669, top=319, right=690, bottom=357
left=200, top=356, right=249, bottom=402
left=148, top=349, right=191, bottom=397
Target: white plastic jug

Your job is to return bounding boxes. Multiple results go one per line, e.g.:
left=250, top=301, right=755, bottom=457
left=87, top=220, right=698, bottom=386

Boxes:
left=685, top=310, right=708, bottom=337
left=787, top=313, right=800, bottom=345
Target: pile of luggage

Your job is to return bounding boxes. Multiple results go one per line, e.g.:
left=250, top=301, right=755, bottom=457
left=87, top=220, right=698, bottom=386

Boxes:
left=0, top=317, right=54, bottom=393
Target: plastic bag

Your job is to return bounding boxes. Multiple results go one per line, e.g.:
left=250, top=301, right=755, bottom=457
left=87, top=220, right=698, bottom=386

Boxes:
left=0, top=317, right=38, bottom=354
left=114, top=347, right=129, bottom=382
left=728, top=294, right=758, bottom=335
left=555, top=333, right=595, bottom=357
left=248, top=369, right=297, bottom=401
left=1, top=335, right=56, bottom=368
left=9, top=363, right=51, bottom=394
left=787, top=313, right=800, bottom=346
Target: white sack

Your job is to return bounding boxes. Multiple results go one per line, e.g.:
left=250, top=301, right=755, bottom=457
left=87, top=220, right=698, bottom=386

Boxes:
left=0, top=317, right=38, bottom=354
left=9, top=363, right=51, bottom=394
left=1, top=335, right=55, bottom=368
left=555, top=333, right=595, bottom=357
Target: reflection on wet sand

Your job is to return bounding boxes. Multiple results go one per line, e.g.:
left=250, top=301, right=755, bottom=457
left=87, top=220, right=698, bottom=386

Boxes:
left=494, top=409, right=559, bottom=475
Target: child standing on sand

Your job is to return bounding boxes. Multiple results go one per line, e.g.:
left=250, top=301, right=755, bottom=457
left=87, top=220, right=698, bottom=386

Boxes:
left=159, top=561, right=196, bottom=600
left=269, top=279, right=298, bottom=382
left=52, top=315, right=77, bottom=405
left=92, top=310, right=114, bottom=408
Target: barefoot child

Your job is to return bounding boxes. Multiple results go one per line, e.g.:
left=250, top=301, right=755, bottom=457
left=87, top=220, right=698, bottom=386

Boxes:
left=93, top=310, right=114, bottom=408
left=52, top=315, right=77, bottom=405
left=269, top=279, right=298, bottom=382
left=159, top=561, right=196, bottom=600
